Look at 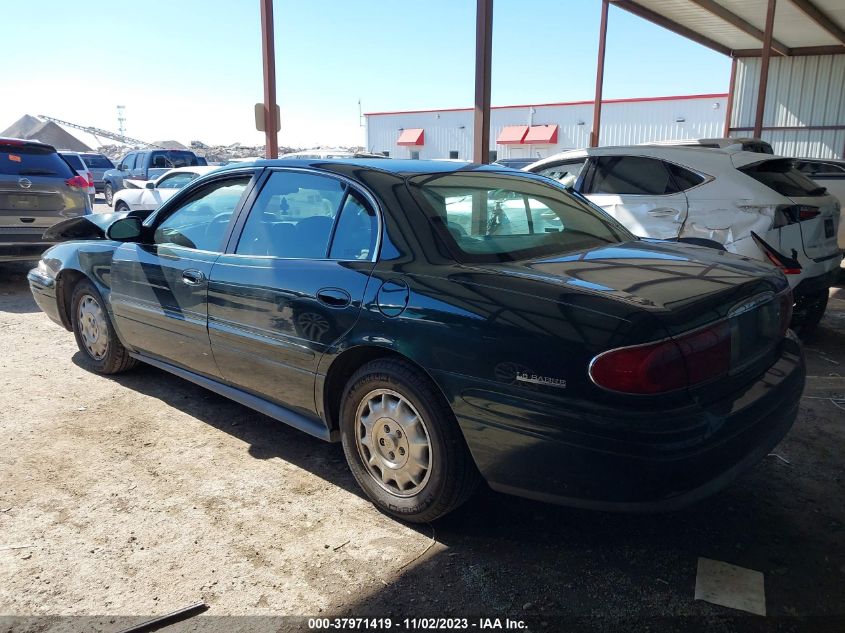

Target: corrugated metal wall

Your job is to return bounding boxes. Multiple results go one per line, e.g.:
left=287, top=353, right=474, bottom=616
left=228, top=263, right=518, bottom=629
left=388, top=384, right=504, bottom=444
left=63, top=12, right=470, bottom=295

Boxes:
left=366, top=95, right=727, bottom=160
left=731, top=55, right=845, bottom=159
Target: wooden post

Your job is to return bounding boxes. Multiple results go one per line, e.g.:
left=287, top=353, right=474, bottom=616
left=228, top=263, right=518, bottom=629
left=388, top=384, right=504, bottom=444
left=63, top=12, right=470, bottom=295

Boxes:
left=260, top=0, right=279, bottom=158
left=473, top=0, right=493, bottom=164
left=591, top=0, right=609, bottom=147
left=724, top=57, right=737, bottom=136
left=754, top=0, right=777, bottom=139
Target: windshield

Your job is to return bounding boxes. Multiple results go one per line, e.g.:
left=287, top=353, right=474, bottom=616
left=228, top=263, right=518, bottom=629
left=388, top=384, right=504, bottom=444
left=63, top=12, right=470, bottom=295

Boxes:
left=150, top=151, right=200, bottom=169
left=80, top=154, right=114, bottom=168
left=409, top=172, right=633, bottom=263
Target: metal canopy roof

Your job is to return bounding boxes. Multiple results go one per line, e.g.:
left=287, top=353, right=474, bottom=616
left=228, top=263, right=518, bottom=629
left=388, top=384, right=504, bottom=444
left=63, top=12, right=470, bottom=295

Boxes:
left=611, top=0, right=845, bottom=57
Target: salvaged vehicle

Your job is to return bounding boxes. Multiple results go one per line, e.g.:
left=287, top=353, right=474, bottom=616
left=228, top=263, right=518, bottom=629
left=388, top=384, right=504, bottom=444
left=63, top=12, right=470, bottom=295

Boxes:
left=103, top=149, right=205, bottom=206
left=29, top=159, right=804, bottom=521
left=526, top=146, right=842, bottom=334
left=111, top=166, right=218, bottom=212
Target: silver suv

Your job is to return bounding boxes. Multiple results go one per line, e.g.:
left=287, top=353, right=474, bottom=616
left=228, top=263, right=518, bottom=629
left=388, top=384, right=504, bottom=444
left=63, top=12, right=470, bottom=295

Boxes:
left=1, top=138, right=91, bottom=262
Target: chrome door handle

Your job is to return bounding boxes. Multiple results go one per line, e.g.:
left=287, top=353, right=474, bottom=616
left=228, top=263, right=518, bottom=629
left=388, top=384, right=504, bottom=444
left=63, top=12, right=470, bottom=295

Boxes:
left=181, top=269, right=206, bottom=286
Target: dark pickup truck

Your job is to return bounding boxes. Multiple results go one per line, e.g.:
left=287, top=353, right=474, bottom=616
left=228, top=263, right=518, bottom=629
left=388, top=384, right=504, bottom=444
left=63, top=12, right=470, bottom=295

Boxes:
left=103, top=149, right=206, bottom=206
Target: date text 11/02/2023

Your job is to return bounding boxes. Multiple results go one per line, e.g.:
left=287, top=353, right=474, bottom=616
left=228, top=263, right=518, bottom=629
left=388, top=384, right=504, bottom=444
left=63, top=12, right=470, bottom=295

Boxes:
left=307, top=617, right=528, bottom=630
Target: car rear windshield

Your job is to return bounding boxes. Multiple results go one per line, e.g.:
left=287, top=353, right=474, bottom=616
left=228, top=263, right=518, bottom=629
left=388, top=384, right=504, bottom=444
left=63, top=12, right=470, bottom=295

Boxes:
left=408, top=172, right=633, bottom=263
left=150, top=151, right=200, bottom=168
left=81, top=153, right=114, bottom=168
left=61, top=153, right=85, bottom=170
left=740, top=159, right=828, bottom=197
left=0, top=143, right=74, bottom=177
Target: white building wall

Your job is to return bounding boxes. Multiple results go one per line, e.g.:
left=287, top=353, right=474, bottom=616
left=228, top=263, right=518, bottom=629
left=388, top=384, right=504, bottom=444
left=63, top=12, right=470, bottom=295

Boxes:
left=365, top=94, right=728, bottom=161
left=730, top=55, right=845, bottom=159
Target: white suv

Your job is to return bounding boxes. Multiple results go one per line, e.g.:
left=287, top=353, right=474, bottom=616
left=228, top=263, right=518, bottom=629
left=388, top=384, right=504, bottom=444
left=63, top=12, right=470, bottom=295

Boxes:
left=526, top=146, right=842, bottom=334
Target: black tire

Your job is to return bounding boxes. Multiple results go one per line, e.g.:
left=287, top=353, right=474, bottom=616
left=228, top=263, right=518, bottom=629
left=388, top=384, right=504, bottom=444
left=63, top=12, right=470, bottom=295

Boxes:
left=792, top=289, right=829, bottom=339
left=340, top=358, right=480, bottom=522
left=104, top=183, right=114, bottom=207
left=70, top=278, right=138, bottom=374
left=114, top=201, right=130, bottom=213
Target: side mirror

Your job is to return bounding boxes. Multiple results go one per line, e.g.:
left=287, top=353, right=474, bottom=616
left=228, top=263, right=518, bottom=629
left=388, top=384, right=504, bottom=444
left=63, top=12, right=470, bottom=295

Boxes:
left=145, top=181, right=155, bottom=189
left=119, top=164, right=127, bottom=171
left=106, top=217, right=142, bottom=241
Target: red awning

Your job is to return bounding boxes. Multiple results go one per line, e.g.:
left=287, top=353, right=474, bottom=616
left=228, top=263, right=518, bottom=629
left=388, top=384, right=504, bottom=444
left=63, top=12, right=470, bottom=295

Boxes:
left=496, top=125, right=529, bottom=144
left=397, top=128, right=425, bottom=146
left=524, top=124, right=559, bottom=144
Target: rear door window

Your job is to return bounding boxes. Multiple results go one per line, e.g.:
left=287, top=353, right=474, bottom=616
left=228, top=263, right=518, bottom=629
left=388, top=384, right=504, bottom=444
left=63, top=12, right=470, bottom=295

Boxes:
left=585, top=156, right=677, bottom=195
left=534, top=159, right=587, bottom=188
left=0, top=143, right=74, bottom=177
left=61, top=154, right=85, bottom=170
left=740, top=159, right=828, bottom=197
left=236, top=171, right=345, bottom=259
left=665, top=162, right=705, bottom=190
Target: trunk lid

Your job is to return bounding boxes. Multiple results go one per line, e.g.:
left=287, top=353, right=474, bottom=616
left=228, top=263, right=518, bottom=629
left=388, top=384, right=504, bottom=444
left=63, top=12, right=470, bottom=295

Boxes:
left=0, top=174, right=86, bottom=229
left=477, top=239, right=788, bottom=336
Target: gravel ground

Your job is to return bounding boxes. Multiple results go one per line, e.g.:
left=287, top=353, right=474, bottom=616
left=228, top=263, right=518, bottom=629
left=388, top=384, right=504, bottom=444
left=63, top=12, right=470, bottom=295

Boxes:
left=0, top=239, right=843, bottom=632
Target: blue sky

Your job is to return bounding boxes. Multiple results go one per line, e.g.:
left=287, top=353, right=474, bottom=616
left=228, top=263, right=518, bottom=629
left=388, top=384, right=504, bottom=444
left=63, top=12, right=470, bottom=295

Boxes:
left=2, top=0, right=730, bottom=147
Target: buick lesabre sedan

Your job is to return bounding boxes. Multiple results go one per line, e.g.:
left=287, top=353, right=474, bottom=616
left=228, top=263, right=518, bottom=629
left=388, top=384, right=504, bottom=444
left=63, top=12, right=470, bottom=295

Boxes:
left=28, top=159, right=805, bottom=522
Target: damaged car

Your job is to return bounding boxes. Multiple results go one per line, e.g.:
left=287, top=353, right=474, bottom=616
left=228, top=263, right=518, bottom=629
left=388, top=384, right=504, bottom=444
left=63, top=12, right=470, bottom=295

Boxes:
left=29, top=159, right=804, bottom=522
left=526, top=146, right=842, bottom=334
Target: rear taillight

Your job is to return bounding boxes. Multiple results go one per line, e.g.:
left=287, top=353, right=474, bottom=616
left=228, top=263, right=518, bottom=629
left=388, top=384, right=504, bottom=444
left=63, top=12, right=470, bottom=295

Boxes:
left=590, top=290, right=793, bottom=395
left=66, top=175, right=89, bottom=189
left=762, top=249, right=802, bottom=275
left=86, top=171, right=94, bottom=187
left=589, top=320, right=731, bottom=395
left=774, top=204, right=820, bottom=227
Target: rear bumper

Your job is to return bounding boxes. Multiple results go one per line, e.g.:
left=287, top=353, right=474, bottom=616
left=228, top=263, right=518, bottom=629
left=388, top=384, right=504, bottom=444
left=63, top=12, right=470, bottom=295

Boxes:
left=443, top=333, right=805, bottom=511
left=0, top=240, right=56, bottom=261
left=793, top=266, right=840, bottom=299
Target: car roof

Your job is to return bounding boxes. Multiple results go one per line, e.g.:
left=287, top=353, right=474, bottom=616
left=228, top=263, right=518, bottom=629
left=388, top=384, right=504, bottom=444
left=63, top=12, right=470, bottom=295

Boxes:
left=154, top=166, right=219, bottom=177
left=0, top=137, right=56, bottom=151
left=215, top=158, right=513, bottom=177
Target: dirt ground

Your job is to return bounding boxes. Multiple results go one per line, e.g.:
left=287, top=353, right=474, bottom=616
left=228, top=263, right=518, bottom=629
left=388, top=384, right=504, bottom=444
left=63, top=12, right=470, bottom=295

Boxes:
left=1, top=251, right=843, bottom=632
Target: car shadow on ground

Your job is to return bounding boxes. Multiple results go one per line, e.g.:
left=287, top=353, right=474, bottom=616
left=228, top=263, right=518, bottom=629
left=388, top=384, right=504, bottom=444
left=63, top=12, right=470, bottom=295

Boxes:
left=0, top=262, right=40, bottom=314
left=70, top=351, right=365, bottom=500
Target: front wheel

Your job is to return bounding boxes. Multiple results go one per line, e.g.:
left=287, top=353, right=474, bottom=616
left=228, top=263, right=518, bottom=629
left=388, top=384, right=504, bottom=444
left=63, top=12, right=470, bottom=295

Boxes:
left=104, top=183, right=114, bottom=207
left=114, top=201, right=130, bottom=213
left=70, top=279, right=137, bottom=374
left=340, top=359, right=480, bottom=522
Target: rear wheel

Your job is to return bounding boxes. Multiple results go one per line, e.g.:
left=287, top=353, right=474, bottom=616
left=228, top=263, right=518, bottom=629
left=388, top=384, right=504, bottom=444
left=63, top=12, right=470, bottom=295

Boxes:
left=70, top=279, right=137, bottom=374
left=340, top=358, right=480, bottom=522
left=114, top=201, right=130, bottom=213
left=792, top=289, right=829, bottom=339
left=104, top=183, right=114, bottom=206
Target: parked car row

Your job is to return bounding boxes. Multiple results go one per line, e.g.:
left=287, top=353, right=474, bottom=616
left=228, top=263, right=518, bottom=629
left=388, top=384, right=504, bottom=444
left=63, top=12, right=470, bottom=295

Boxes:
left=525, top=145, right=842, bottom=334
left=28, top=158, right=806, bottom=522
left=1, top=138, right=92, bottom=262
left=103, top=149, right=207, bottom=206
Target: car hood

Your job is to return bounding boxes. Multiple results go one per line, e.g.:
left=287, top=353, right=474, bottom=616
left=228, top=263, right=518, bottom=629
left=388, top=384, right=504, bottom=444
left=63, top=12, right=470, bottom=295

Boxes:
left=473, top=239, right=788, bottom=335
left=42, top=209, right=152, bottom=241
